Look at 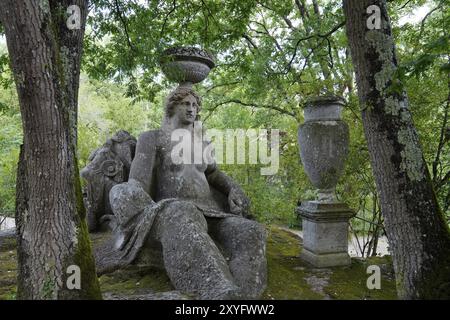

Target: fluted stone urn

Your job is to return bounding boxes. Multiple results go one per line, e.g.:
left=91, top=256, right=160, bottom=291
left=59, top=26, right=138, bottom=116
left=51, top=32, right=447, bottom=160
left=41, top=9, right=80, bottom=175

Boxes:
left=296, top=96, right=355, bottom=267
left=159, top=47, right=215, bottom=88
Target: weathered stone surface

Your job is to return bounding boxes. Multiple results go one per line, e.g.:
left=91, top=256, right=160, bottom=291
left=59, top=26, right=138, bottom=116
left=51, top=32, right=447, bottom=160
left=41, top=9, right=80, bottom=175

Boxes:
left=93, top=72, right=268, bottom=299
left=298, top=121, right=349, bottom=199
left=103, top=291, right=190, bottom=300
left=297, top=97, right=354, bottom=268
left=96, top=174, right=267, bottom=299
left=297, top=201, right=354, bottom=268
left=303, top=96, right=345, bottom=121
left=81, top=130, right=136, bottom=232
left=159, top=47, right=215, bottom=86
left=208, top=217, right=267, bottom=298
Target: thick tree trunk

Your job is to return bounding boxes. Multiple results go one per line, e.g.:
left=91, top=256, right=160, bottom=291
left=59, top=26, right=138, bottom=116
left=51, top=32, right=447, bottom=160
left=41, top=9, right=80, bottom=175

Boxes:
left=343, top=0, right=450, bottom=299
left=0, top=0, right=101, bottom=299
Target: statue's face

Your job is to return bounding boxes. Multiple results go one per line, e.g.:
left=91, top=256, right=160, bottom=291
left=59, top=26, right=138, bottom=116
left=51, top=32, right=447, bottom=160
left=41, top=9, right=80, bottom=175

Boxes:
left=173, top=94, right=198, bottom=125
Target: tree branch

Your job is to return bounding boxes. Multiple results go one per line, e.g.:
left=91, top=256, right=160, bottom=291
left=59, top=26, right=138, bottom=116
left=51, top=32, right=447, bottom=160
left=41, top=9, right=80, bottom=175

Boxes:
left=433, top=59, right=450, bottom=186
left=205, top=99, right=297, bottom=120
left=398, top=0, right=413, bottom=10
left=206, top=81, right=241, bottom=93
left=242, top=34, right=258, bottom=50
left=312, top=0, right=320, bottom=16
left=420, top=2, right=443, bottom=36
left=113, top=0, right=135, bottom=52
left=159, top=0, right=177, bottom=40
left=250, top=19, right=282, bottom=51
left=282, top=16, right=297, bottom=31
left=294, top=0, right=309, bottom=20
left=285, top=20, right=345, bottom=72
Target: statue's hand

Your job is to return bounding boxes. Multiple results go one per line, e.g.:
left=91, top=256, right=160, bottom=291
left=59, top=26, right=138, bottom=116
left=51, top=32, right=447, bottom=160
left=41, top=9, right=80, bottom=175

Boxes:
left=228, top=187, right=250, bottom=217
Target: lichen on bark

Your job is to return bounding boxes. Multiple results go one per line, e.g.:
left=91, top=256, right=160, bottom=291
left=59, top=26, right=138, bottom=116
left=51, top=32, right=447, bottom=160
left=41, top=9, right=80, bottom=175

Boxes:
left=365, top=30, right=396, bottom=96
left=397, top=128, right=425, bottom=182
left=384, top=96, right=402, bottom=116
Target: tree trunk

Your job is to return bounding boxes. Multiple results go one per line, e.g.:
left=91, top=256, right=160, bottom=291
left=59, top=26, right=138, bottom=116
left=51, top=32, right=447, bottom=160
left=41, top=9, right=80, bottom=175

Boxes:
left=0, top=0, right=101, bottom=299
left=343, top=0, right=450, bottom=299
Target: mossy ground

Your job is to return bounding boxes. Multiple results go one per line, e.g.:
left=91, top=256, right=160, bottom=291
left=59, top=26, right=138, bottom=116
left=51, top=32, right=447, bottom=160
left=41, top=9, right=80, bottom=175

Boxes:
left=262, top=226, right=397, bottom=299
left=0, top=249, right=17, bottom=300
left=0, top=225, right=397, bottom=300
left=99, top=266, right=174, bottom=297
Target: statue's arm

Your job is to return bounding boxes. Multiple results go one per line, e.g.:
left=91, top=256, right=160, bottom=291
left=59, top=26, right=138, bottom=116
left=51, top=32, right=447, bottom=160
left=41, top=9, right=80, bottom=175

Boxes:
left=205, top=164, right=236, bottom=196
left=128, top=130, right=158, bottom=195
left=206, top=164, right=250, bottom=216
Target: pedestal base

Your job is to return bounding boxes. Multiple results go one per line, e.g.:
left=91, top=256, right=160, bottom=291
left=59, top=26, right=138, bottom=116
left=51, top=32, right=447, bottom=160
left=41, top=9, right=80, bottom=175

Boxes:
left=300, top=248, right=351, bottom=268
left=297, top=201, right=355, bottom=268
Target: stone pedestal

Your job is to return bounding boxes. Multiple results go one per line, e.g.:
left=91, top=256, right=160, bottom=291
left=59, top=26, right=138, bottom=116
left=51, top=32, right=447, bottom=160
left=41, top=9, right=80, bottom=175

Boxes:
left=296, top=201, right=355, bottom=268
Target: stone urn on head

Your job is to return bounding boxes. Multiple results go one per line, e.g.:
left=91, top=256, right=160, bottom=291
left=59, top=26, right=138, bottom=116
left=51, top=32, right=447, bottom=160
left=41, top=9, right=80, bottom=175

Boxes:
left=296, top=95, right=355, bottom=267
left=159, top=46, right=215, bottom=89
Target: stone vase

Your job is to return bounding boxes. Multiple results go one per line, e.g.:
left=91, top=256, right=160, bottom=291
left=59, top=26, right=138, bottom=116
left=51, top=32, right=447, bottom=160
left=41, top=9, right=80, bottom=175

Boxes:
left=297, top=96, right=354, bottom=267
left=297, top=96, right=349, bottom=201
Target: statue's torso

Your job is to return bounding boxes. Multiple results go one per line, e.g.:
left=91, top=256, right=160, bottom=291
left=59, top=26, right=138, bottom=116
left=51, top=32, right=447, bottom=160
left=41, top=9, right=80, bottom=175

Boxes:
left=152, top=131, right=223, bottom=211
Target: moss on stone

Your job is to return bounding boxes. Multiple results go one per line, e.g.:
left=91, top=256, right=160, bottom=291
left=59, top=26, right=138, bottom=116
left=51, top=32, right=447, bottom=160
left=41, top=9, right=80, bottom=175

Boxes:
left=0, top=225, right=398, bottom=300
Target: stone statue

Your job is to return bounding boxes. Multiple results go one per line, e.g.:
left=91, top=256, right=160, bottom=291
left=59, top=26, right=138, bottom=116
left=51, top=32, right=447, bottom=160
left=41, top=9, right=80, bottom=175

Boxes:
left=80, top=130, right=136, bottom=232
left=95, top=86, right=267, bottom=300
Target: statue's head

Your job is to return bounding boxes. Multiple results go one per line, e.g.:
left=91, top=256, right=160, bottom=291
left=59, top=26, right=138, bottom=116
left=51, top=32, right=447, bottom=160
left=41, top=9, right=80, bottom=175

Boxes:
left=164, top=86, right=202, bottom=126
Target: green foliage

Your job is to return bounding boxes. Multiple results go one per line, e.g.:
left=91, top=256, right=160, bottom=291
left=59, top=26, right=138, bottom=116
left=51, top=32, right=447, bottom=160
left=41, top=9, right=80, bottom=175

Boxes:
left=0, top=42, right=13, bottom=89
left=77, top=75, right=164, bottom=168
left=0, top=86, right=21, bottom=216
left=0, top=0, right=448, bottom=228
left=202, top=100, right=307, bottom=226
left=393, top=0, right=449, bottom=79
left=393, top=0, right=450, bottom=217
left=84, top=0, right=257, bottom=102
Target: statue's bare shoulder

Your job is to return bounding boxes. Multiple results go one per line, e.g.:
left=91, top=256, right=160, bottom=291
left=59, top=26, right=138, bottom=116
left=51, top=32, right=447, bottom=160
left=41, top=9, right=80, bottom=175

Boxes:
left=129, top=129, right=161, bottom=194
left=138, top=129, right=161, bottom=145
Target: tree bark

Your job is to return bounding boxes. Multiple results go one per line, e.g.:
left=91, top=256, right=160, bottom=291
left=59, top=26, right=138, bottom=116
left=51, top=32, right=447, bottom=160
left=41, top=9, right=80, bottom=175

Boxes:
left=0, top=0, right=101, bottom=299
left=343, top=0, right=450, bottom=299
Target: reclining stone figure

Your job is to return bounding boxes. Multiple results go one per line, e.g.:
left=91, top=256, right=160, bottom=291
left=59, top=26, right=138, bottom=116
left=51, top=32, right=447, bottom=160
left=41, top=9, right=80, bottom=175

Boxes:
left=95, top=86, right=267, bottom=299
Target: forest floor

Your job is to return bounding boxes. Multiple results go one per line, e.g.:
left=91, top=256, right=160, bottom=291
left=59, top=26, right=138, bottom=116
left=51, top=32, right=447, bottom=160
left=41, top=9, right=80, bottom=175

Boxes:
left=0, top=226, right=397, bottom=300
